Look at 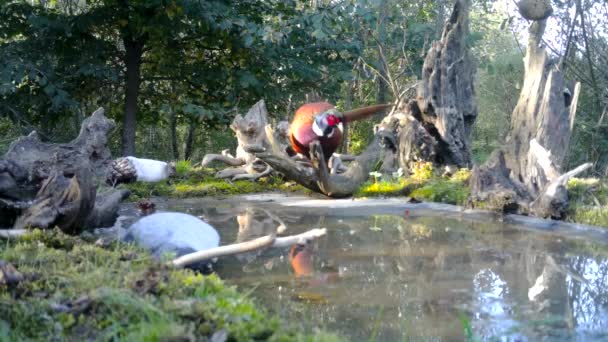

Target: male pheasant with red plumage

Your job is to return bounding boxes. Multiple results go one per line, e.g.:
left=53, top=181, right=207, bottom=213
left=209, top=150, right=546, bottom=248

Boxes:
left=289, top=102, right=391, bottom=162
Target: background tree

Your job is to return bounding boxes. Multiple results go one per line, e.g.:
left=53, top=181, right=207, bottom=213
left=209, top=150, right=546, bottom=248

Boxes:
left=1, top=0, right=358, bottom=157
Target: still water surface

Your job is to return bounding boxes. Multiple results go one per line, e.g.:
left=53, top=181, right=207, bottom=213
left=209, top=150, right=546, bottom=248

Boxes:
left=157, top=197, right=608, bottom=341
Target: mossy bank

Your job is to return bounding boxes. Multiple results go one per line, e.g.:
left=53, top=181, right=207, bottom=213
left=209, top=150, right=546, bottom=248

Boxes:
left=123, top=161, right=306, bottom=202
left=124, top=160, right=608, bottom=228
left=0, top=229, right=340, bottom=341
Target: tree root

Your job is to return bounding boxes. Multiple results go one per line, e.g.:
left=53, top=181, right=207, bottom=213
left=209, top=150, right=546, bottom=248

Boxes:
left=246, top=131, right=389, bottom=197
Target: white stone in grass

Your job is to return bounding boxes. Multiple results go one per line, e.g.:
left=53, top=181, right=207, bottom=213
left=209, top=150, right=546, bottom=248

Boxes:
left=126, top=212, right=220, bottom=259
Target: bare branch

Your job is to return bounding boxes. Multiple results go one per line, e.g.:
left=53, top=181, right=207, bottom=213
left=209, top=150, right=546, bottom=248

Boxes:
left=171, top=228, right=327, bottom=268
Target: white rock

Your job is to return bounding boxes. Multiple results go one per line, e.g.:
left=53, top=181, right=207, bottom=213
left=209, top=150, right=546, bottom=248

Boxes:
left=126, top=212, right=220, bottom=259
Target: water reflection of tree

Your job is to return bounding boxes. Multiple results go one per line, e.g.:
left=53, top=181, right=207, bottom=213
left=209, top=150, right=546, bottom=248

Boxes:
left=327, top=215, right=608, bottom=339
left=202, top=203, right=608, bottom=340
left=469, top=228, right=608, bottom=338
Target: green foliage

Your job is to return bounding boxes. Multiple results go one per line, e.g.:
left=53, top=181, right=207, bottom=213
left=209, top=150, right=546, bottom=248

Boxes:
left=470, top=7, right=524, bottom=163
left=0, top=230, right=341, bottom=340
left=566, top=178, right=608, bottom=227
left=0, top=117, right=21, bottom=155
left=355, top=179, right=411, bottom=197
left=174, top=160, right=193, bottom=176
left=1, top=0, right=360, bottom=154
left=347, top=120, right=376, bottom=155
left=410, top=162, right=434, bottom=182
left=460, top=313, right=480, bottom=342
left=567, top=206, right=608, bottom=228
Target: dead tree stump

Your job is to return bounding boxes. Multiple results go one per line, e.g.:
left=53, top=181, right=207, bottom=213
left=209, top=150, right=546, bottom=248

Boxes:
left=377, top=0, right=477, bottom=174
left=469, top=2, right=588, bottom=219
left=243, top=0, right=475, bottom=197
left=0, top=108, right=130, bottom=232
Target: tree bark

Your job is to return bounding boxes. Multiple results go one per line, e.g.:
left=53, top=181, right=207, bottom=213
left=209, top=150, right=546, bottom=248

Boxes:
left=247, top=130, right=389, bottom=197
left=184, top=117, right=196, bottom=160
left=376, top=47, right=389, bottom=120
left=201, top=100, right=288, bottom=181
left=341, top=80, right=354, bottom=153
left=121, top=37, right=144, bottom=156
left=0, top=108, right=129, bottom=232
left=469, top=1, right=586, bottom=219
left=376, top=0, right=477, bottom=172
left=170, top=109, right=180, bottom=160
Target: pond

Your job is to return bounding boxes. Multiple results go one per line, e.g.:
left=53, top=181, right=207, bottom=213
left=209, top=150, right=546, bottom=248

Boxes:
left=124, top=195, right=608, bottom=341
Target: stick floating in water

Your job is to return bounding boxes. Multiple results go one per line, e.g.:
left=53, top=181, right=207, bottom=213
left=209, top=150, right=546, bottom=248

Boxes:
left=171, top=228, right=327, bottom=268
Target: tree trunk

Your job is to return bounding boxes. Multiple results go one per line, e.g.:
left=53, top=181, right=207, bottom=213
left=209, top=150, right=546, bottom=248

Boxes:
left=121, top=37, right=144, bottom=156
left=376, top=49, right=389, bottom=120
left=184, top=117, right=197, bottom=160
left=170, top=109, right=180, bottom=160
left=201, top=100, right=287, bottom=181
left=341, top=80, right=354, bottom=153
left=469, top=1, right=588, bottom=219
left=375, top=0, right=390, bottom=120
left=376, top=0, right=477, bottom=171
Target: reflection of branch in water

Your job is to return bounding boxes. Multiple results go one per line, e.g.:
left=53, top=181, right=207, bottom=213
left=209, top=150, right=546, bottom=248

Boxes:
left=234, top=207, right=293, bottom=264
left=237, top=207, right=287, bottom=242
left=257, top=207, right=287, bottom=234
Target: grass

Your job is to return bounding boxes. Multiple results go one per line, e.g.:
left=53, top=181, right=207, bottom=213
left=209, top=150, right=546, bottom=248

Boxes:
left=566, top=178, right=608, bottom=227
left=0, top=229, right=341, bottom=341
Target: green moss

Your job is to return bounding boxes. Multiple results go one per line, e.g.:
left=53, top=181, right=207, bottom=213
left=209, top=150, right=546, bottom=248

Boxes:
left=0, top=230, right=341, bottom=341
left=567, top=205, right=608, bottom=227
left=566, top=178, right=608, bottom=227
left=355, top=179, right=412, bottom=197
left=355, top=166, right=471, bottom=205
left=410, top=178, right=470, bottom=205
left=411, top=162, right=434, bottom=182
left=124, top=168, right=305, bottom=201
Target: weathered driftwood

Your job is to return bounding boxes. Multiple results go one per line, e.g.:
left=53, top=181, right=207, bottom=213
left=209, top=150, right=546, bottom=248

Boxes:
left=201, top=100, right=289, bottom=181
left=376, top=0, right=477, bottom=174
left=0, top=108, right=129, bottom=232
left=171, top=228, right=327, bottom=268
left=3, top=107, right=114, bottom=181
left=247, top=128, right=389, bottom=197
left=469, top=1, right=586, bottom=219
left=13, top=167, right=96, bottom=234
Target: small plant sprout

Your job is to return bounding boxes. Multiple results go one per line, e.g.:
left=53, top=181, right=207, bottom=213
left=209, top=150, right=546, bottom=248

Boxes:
left=392, top=168, right=404, bottom=178
left=369, top=171, right=382, bottom=183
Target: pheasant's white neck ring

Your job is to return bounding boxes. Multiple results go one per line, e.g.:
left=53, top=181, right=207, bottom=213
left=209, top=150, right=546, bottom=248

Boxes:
left=312, top=120, right=324, bottom=137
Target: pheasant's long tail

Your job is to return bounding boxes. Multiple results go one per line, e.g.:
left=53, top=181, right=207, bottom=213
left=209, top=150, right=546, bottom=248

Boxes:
left=343, top=104, right=392, bottom=122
